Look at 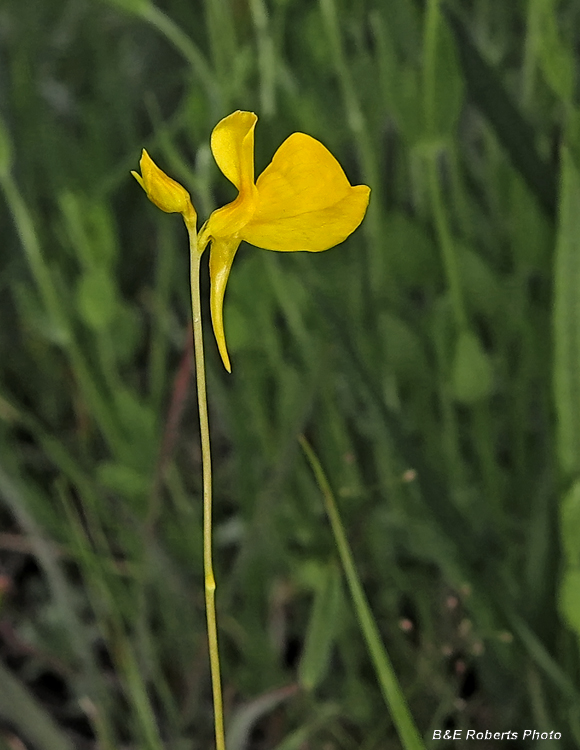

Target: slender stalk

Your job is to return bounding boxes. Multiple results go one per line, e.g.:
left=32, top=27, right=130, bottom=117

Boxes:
left=187, top=220, right=226, bottom=750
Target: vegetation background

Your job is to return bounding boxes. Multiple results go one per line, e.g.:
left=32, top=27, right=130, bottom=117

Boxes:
left=1, top=0, right=580, bottom=748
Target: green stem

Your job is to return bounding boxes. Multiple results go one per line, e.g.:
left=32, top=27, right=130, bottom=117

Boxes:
left=423, top=0, right=467, bottom=334
left=299, top=436, right=425, bottom=750
left=187, top=220, right=226, bottom=750
left=427, top=153, right=468, bottom=332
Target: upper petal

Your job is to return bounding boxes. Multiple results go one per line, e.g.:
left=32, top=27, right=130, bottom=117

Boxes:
left=242, top=133, right=370, bottom=251
left=211, top=111, right=257, bottom=193
left=207, top=111, right=260, bottom=238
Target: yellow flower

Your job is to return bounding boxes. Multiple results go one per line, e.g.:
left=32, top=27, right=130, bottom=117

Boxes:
left=132, top=149, right=196, bottom=227
left=199, top=111, right=370, bottom=372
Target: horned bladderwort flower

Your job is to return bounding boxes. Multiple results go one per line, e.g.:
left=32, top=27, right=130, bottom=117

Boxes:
left=132, top=113, right=369, bottom=750
left=133, top=110, right=370, bottom=371
left=197, top=111, right=370, bottom=370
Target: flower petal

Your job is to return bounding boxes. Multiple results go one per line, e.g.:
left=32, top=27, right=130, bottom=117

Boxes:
left=207, top=111, right=259, bottom=238
left=205, top=187, right=258, bottom=238
left=242, top=133, right=370, bottom=251
left=243, top=186, right=370, bottom=251
left=208, top=236, right=241, bottom=372
left=211, top=111, right=257, bottom=193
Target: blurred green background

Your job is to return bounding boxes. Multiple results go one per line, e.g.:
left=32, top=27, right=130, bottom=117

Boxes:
left=1, top=0, right=580, bottom=748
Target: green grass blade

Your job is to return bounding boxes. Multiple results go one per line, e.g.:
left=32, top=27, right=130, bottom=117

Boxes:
left=299, top=436, right=425, bottom=750
left=553, top=145, right=580, bottom=480
left=298, top=561, right=344, bottom=692
left=444, top=7, right=557, bottom=218
left=0, top=661, right=74, bottom=750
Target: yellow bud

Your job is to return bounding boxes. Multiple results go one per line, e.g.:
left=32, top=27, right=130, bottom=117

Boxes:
left=132, top=149, right=196, bottom=222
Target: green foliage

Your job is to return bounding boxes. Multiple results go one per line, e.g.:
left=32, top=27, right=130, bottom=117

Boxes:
left=298, top=562, right=344, bottom=692
left=554, top=148, right=580, bottom=479
left=0, top=116, right=13, bottom=178
left=451, top=330, right=493, bottom=405
left=1, top=0, right=580, bottom=748
left=530, top=0, right=574, bottom=106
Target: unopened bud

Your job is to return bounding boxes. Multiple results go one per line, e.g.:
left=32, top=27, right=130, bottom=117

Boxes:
left=132, top=149, right=195, bottom=220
